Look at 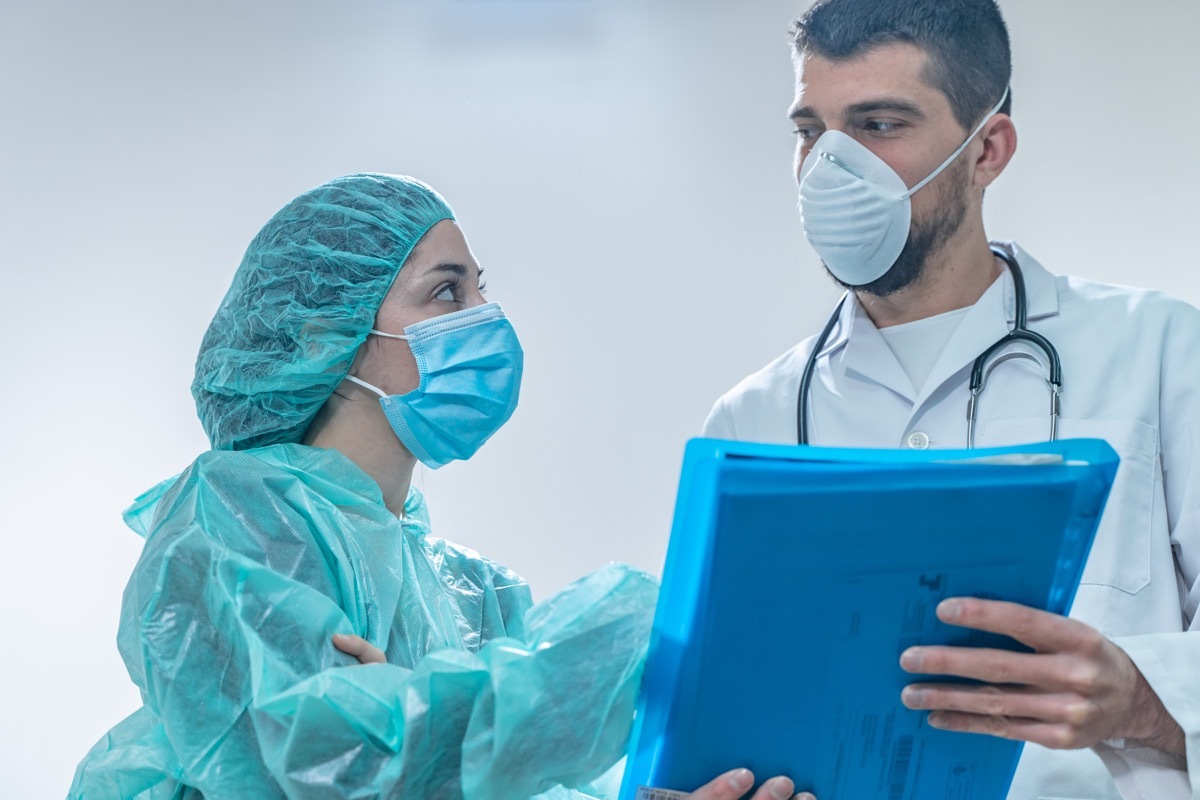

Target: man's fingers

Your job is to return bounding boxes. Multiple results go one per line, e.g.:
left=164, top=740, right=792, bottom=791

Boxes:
left=332, top=633, right=387, bottom=664
left=902, top=682, right=1094, bottom=726
left=925, top=710, right=1092, bottom=750
left=933, top=598, right=1098, bottom=653
left=899, top=646, right=1096, bottom=692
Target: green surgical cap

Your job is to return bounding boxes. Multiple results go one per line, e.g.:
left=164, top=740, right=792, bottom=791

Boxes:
left=192, top=173, right=455, bottom=451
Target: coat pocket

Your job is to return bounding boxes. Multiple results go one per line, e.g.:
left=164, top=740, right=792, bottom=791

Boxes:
left=976, top=417, right=1158, bottom=595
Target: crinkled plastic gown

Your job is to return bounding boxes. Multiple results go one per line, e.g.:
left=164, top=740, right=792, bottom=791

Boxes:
left=70, top=444, right=657, bottom=799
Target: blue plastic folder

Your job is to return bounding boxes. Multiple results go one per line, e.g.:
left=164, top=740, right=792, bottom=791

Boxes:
left=620, top=437, right=1119, bottom=800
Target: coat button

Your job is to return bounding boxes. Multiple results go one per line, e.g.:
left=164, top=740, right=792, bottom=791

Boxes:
left=906, top=431, right=930, bottom=450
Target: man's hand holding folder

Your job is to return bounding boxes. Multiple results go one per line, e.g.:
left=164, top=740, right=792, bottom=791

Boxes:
left=897, top=597, right=1185, bottom=755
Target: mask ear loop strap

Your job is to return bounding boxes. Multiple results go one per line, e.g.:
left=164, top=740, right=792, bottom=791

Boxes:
left=343, top=330, right=411, bottom=398
left=345, top=374, right=388, bottom=398
left=901, top=86, right=1011, bottom=199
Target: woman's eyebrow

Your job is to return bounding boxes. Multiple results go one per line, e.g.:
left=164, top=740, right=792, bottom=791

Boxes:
left=424, top=262, right=485, bottom=284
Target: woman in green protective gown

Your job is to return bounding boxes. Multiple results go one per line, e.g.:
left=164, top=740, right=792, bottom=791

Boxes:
left=68, top=174, right=657, bottom=800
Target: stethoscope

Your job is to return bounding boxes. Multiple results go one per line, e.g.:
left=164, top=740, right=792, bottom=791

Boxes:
left=796, top=245, right=1062, bottom=448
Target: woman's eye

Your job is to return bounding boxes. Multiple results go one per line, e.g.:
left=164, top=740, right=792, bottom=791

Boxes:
left=434, top=284, right=457, bottom=302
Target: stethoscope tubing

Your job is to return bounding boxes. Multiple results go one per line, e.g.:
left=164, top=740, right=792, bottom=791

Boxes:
left=796, top=245, right=1062, bottom=447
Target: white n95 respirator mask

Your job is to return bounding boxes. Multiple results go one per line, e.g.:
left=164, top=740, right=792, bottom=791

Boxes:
left=797, top=88, right=1009, bottom=286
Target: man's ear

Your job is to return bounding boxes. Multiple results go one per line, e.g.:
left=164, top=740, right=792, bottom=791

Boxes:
left=974, top=114, right=1017, bottom=190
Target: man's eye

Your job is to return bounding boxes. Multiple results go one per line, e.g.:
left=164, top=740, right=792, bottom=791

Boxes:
left=793, top=126, right=820, bottom=141
left=863, top=120, right=902, bottom=135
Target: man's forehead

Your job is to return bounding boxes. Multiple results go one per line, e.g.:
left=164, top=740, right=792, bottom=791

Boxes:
left=791, top=43, right=943, bottom=118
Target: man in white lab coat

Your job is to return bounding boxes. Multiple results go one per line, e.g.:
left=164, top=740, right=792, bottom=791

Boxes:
left=703, top=1, right=1199, bottom=797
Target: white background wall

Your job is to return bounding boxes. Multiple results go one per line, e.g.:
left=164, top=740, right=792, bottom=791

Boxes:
left=2, top=1, right=1198, bottom=796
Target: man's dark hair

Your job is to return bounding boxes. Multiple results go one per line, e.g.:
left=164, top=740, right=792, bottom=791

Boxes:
left=790, top=0, right=1012, bottom=130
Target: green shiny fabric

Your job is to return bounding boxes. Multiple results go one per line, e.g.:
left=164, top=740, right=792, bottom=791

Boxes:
left=70, top=445, right=657, bottom=799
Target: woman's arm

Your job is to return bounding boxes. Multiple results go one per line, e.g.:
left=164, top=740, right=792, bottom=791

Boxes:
left=112, top=455, right=657, bottom=800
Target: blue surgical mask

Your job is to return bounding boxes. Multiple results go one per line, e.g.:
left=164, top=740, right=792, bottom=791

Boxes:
left=346, top=302, right=523, bottom=469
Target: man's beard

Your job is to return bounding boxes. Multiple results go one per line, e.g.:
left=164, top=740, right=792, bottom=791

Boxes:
left=826, top=160, right=969, bottom=298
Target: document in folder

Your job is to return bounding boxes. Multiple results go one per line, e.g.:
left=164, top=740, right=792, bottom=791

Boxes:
left=620, top=437, right=1119, bottom=800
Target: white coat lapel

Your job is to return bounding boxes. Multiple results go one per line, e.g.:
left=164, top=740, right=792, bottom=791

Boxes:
left=839, top=296, right=919, bottom=402
left=912, top=241, right=1062, bottom=409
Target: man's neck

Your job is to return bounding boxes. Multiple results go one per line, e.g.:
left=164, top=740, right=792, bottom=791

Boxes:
left=855, top=228, right=1002, bottom=329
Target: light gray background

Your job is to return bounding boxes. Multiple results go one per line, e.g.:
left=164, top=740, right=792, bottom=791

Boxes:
left=2, top=1, right=1198, bottom=796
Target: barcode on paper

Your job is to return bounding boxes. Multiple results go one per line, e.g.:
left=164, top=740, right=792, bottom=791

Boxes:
left=634, top=787, right=688, bottom=800
left=887, top=734, right=915, bottom=800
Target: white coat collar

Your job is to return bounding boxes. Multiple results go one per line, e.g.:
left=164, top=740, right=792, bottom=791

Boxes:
left=993, top=240, right=1060, bottom=323
left=812, top=241, right=1061, bottom=404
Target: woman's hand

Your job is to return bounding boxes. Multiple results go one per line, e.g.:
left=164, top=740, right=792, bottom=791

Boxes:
left=686, top=768, right=814, bottom=800
left=332, top=633, right=387, bottom=664
left=328, top=641, right=824, bottom=800
left=328, top=640, right=825, bottom=800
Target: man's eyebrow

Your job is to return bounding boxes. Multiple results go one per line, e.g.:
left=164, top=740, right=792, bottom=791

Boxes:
left=789, top=105, right=819, bottom=121
left=845, top=99, right=926, bottom=118
left=789, top=99, right=926, bottom=122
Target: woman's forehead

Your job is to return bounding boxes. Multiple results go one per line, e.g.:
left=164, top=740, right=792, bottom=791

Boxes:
left=409, top=220, right=474, bottom=265
left=390, top=222, right=481, bottom=290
